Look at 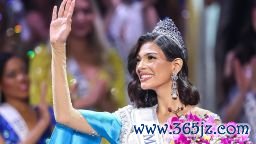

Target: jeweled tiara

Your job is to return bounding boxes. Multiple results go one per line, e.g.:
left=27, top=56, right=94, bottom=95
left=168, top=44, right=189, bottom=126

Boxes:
left=152, top=18, right=185, bottom=49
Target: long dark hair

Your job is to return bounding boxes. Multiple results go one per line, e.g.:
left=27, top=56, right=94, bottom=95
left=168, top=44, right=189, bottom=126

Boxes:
left=0, top=52, right=21, bottom=103
left=127, top=32, right=200, bottom=108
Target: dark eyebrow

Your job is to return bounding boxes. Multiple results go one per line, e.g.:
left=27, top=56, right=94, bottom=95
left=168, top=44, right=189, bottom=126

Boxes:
left=137, top=52, right=158, bottom=58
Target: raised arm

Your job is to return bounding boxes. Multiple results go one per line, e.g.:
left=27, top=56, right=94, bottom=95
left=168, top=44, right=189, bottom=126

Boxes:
left=50, top=0, right=96, bottom=135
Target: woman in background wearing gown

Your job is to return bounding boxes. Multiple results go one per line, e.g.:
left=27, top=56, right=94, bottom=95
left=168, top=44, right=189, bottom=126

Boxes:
left=0, top=52, right=54, bottom=144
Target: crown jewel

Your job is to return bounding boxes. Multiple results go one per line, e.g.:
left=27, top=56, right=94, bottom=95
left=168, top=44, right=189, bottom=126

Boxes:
left=152, top=18, right=185, bottom=49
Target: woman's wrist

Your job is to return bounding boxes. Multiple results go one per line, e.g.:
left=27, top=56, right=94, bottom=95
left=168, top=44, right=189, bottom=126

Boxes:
left=51, top=43, right=66, bottom=58
left=50, top=41, right=66, bottom=47
left=51, top=43, right=66, bottom=51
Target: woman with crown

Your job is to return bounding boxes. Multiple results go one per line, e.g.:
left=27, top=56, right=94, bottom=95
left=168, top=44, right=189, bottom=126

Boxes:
left=48, top=0, right=220, bottom=143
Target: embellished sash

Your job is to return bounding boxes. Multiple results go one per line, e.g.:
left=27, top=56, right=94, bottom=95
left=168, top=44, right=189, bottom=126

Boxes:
left=116, top=105, right=166, bottom=144
left=0, top=103, right=29, bottom=141
left=131, top=106, right=164, bottom=144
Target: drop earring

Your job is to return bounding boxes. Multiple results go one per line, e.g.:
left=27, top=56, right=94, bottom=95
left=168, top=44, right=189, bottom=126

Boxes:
left=171, top=73, right=178, bottom=100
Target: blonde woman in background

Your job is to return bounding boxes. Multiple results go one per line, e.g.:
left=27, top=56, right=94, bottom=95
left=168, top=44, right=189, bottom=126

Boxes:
left=29, top=0, right=126, bottom=112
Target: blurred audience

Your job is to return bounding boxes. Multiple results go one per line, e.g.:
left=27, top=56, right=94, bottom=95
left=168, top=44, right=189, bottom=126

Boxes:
left=222, top=48, right=255, bottom=122
left=23, top=1, right=67, bottom=107
left=0, top=52, right=55, bottom=144
left=29, top=44, right=55, bottom=106
left=0, top=0, right=24, bottom=54
left=23, top=11, right=49, bottom=49
left=0, top=1, right=8, bottom=52
left=221, top=48, right=256, bottom=141
left=215, top=0, right=254, bottom=106
left=22, top=0, right=54, bottom=24
left=154, top=0, right=184, bottom=33
left=220, top=0, right=256, bottom=141
left=21, top=0, right=54, bottom=52
left=0, top=1, right=7, bottom=32
left=66, top=0, right=126, bottom=112
left=101, top=0, right=158, bottom=64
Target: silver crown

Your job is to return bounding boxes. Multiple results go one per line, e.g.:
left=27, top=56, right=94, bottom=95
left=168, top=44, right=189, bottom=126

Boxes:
left=152, top=18, right=185, bottom=49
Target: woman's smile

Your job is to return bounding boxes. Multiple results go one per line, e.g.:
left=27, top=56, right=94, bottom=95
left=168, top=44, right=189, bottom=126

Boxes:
left=139, top=73, right=154, bottom=82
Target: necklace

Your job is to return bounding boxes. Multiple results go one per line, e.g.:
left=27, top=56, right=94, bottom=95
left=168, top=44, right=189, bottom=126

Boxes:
left=167, top=105, right=184, bottom=117
left=156, top=105, right=185, bottom=117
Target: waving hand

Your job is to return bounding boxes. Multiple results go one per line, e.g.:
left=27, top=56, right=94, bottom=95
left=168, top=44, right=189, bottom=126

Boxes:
left=50, top=0, right=75, bottom=45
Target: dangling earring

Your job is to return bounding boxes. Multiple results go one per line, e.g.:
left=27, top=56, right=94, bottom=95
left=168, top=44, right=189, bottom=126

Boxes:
left=171, top=73, right=178, bottom=100
left=145, top=91, right=149, bottom=103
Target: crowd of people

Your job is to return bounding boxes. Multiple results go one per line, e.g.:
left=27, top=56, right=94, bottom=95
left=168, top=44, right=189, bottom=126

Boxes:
left=0, top=0, right=255, bottom=143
